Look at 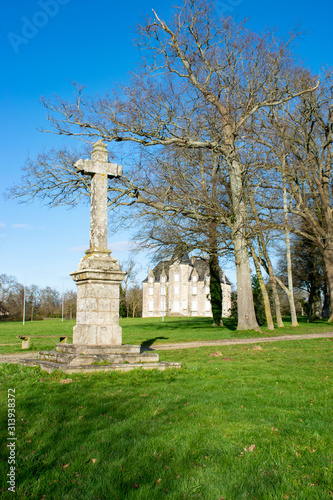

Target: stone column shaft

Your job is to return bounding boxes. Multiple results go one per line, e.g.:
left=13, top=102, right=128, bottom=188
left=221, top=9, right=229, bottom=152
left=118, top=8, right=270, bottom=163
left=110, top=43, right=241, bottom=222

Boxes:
left=90, top=172, right=108, bottom=251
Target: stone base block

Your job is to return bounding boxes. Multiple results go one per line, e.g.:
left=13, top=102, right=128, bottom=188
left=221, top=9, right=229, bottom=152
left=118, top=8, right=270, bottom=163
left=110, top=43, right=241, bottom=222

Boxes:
left=20, top=343, right=181, bottom=373
left=20, top=359, right=182, bottom=374
left=73, top=324, right=123, bottom=345
left=37, top=350, right=159, bottom=366
left=56, top=344, right=141, bottom=355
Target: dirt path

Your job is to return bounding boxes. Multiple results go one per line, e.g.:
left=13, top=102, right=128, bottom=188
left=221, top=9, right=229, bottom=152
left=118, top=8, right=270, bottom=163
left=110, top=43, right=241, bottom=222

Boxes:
left=142, top=332, right=333, bottom=351
left=0, top=352, right=38, bottom=364
left=0, top=332, right=332, bottom=364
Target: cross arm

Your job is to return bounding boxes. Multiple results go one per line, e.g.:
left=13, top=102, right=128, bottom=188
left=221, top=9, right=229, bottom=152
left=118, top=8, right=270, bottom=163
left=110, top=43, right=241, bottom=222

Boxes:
left=75, top=159, right=123, bottom=178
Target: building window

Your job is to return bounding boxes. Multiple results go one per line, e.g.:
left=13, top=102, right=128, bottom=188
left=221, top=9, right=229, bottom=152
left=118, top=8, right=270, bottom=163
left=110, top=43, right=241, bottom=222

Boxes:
left=174, top=273, right=180, bottom=282
left=161, top=276, right=166, bottom=283
left=205, top=300, right=211, bottom=312
left=205, top=286, right=210, bottom=294
left=149, top=276, right=154, bottom=283
left=192, top=275, right=197, bottom=283
left=174, top=285, right=179, bottom=295
left=148, top=288, right=154, bottom=296
left=182, top=300, right=187, bottom=310
left=192, top=300, right=197, bottom=311
left=161, top=286, right=166, bottom=296
left=160, top=299, right=166, bottom=311
left=192, top=286, right=197, bottom=295
left=174, top=300, right=180, bottom=312
left=148, top=300, right=154, bottom=312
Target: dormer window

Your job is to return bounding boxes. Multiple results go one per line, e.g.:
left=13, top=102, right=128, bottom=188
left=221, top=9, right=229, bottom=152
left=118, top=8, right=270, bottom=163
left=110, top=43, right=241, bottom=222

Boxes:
left=149, top=276, right=154, bottom=283
left=192, top=275, right=197, bottom=283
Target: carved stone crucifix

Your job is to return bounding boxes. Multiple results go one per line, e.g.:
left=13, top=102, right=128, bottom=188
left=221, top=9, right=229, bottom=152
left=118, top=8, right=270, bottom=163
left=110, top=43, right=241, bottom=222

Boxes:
left=71, top=140, right=125, bottom=346
left=75, top=140, right=122, bottom=252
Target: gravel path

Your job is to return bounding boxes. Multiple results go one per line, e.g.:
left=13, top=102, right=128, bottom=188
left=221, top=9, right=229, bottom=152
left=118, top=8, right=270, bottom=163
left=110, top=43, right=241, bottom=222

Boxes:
left=141, top=332, right=333, bottom=351
left=0, top=332, right=332, bottom=364
left=0, top=352, right=38, bottom=364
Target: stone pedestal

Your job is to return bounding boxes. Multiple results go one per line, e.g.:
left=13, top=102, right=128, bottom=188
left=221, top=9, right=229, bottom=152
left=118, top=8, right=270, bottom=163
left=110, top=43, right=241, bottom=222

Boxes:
left=70, top=249, right=125, bottom=345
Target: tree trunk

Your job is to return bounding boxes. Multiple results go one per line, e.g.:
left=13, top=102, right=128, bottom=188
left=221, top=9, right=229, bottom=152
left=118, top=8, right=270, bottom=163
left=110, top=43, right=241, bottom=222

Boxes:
left=270, top=277, right=284, bottom=327
left=322, top=245, right=333, bottom=322
left=261, top=251, right=284, bottom=327
left=307, top=282, right=315, bottom=323
left=208, top=223, right=223, bottom=326
left=230, top=158, right=260, bottom=332
left=322, top=282, right=330, bottom=319
left=233, top=230, right=260, bottom=331
left=283, top=176, right=298, bottom=326
left=250, top=246, right=274, bottom=330
left=245, top=178, right=283, bottom=328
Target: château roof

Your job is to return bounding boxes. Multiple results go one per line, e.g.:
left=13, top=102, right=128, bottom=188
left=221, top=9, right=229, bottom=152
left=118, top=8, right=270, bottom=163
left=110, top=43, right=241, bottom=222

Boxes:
left=142, top=260, right=172, bottom=283
left=143, top=255, right=231, bottom=285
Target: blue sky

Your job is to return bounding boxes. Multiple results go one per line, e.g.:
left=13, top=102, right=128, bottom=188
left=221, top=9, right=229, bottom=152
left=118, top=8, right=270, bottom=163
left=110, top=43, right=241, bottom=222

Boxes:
left=1, top=0, right=332, bottom=293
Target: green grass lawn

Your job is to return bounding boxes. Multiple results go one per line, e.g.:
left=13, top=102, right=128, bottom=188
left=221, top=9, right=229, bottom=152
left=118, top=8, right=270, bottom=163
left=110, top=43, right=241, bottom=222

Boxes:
left=1, top=316, right=333, bottom=354
left=0, top=338, right=332, bottom=499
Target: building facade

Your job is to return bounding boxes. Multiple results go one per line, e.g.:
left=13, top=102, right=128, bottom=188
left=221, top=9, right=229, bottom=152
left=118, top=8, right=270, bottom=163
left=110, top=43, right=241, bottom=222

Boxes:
left=142, top=255, right=232, bottom=318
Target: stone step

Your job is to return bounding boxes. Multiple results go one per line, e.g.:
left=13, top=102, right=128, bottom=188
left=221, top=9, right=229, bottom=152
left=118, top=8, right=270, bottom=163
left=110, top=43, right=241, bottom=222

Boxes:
left=21, top=358, right=181, bottom=374
left=38, top=350, right=160, bottom=366
left=56, top=344, right=141, bottom=355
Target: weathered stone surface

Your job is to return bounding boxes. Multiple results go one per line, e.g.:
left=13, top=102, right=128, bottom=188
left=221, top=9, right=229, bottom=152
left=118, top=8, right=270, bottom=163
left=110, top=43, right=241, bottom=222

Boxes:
left=21, top=358, right=181, bottom=374
left=57, top=344, right=142, bottom=355
left=37, top=348, right=160, bottom=365
left=21, top=343, right=182, bottom=373
left=75, top=141, right=122, bottom=252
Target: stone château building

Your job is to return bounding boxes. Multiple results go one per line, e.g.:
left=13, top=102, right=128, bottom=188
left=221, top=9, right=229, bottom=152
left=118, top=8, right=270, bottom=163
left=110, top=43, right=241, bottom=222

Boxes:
left=142, top=255, right=232, bottom=318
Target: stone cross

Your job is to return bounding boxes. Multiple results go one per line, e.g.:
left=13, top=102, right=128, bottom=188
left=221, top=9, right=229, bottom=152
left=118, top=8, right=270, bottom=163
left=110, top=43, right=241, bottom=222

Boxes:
left=75, top=140, right=122, bottom=252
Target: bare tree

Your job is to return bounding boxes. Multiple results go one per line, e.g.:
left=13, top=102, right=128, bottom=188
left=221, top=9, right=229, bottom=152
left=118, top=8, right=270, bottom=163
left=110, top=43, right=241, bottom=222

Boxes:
left=127, top=286, right=143, bottom=317
left=258, top=72, right=333, bottom=320
left=10, top=0, right=318, bottom=331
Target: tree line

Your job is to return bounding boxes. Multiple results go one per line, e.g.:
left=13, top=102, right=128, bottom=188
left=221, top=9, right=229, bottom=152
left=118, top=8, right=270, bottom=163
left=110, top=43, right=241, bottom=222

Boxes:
left=9, top=0, right=333, bottom=330
left=0, top=274, right=76, bottom=321
left=0, top=261, right=143, bottom=321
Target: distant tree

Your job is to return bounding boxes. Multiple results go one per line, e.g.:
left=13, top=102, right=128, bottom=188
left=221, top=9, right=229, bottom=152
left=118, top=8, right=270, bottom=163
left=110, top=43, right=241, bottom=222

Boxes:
left=229, top=291, right=238, bottom=323
left=26, top=284, right=42, bottom=321
left=0, top=274, right=23, bottom=320
left=127, top=286, right=143, bottom=317
left=119, top=285, right=127, bottom=318
left=119, top=258, right=141, bottom=317
left=276, top=233, right=328, bottom=321
left=39, top=287, right=61, bottom=317
left=63, top=290, right=77, bottom=319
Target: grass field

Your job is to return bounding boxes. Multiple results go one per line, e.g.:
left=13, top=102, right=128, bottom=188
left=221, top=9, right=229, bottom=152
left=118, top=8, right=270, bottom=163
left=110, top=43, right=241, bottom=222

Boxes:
left=1, top=316, right=333, bottom=354
left=0, top=337, right=332, bottom=499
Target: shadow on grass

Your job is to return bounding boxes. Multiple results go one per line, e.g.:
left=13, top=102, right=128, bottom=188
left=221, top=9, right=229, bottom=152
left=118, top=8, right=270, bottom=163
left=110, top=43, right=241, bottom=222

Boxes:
left=138, top=317, right=238, bottom=332
left=141, top=337, right=169, bottom=350
left=220, top=318, right=237, bottom=331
